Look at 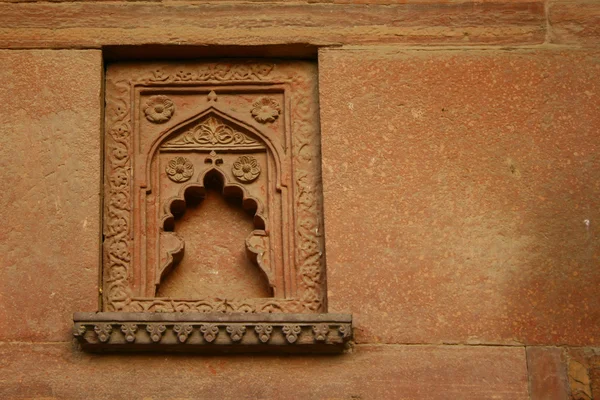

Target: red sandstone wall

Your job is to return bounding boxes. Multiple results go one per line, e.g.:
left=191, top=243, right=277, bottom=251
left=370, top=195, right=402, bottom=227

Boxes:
left=0, top=1, right=599, bottom=399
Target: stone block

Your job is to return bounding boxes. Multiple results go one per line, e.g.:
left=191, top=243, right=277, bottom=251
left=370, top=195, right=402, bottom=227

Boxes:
left=319, top=48, right=600, bottom=346
left=0, top=50, right=102, bottom=342
left=0, top=2, right=545, bottom=48
left=567, top=347, right=600, bottom=400
left=0, top=343, right=528, bottom=399
left=527, top=347, right=569, bottom=400
left=549, top=1, right=600, bottom=46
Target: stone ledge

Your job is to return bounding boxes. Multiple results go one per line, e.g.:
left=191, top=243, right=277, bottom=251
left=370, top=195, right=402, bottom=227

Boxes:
left=73, top=312, right=352, bottom=353
left=0, top=1, right=545, bottom=48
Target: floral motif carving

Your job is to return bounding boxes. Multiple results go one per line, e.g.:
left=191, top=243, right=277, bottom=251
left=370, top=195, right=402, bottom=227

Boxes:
left=104, top=76, right=133, bottom=312
left=103, top=62, right=326, bottom=314
left=226, top=325, right=247, bottom=342
left=312, top=324, right=330, bottom=342
left=232, top=155, right=261, bottom=183
left=200, top=324, right=219, bottom=343
left=173, top=324, right=194, bottom=343
left=338, top=324, right=352, bottom=339
left=120, top=323, right=137, bottom=343
left=166, top=116, right=257, bottom=147
left=165, top=156, right=194, bottom=183
left=282, top=324, right=302, bottom=344
left=148, top=63, right=274, bottom=83
left=292, top=70, right=326, bottom=313
left=94, top=324, right=112, bottom=343
left=255, top=325, right=273, bottom=343
left=125, top=298, right=303, bottom=313
left=144, top=95, right=175, bottom=123
left=251, top=97, right=281, bottom=123
left=146, top=324, right=167, bottom=342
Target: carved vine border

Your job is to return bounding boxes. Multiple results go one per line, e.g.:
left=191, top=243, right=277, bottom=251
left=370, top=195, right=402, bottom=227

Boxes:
left=104, top=62, right=325, bottom=313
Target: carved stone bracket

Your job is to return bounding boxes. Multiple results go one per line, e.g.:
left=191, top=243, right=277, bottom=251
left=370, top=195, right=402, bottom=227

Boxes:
left=74, top=313, right=352, bottom=353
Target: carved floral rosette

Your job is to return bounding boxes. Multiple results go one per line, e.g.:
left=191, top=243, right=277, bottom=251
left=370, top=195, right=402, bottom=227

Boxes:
left=103, top=61, right=326, bottom=314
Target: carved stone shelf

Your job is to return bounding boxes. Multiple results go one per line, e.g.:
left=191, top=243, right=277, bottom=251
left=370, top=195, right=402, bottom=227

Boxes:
left=73, top=312, right=352, bottom=353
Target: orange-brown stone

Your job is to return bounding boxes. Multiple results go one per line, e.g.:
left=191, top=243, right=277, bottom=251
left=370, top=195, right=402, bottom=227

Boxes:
left=0, top=2, right=545, bottom=48
left=320, top=48, right=600, bottom=346
left=549, top=1, right=600, bottom=45
left=0, top=343, right=528, bottom=399
left=0, top=50, right=102, bottom=342
left=527, top=347, right=569, bottom=400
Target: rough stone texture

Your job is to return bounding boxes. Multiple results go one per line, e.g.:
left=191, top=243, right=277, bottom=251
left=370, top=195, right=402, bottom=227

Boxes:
left=567, top=347, right=600, bottom=400
left=0, top=2, right=545, bottom=48
left=320, top=48, right=600, bottom=346
left=0, top=50, right=102, bottom=342
left=527, top=347, right=569, bottom=400
left=0, top=1, right=597, bottom=395
left=0, top=343, right=528, bottom=399
left=549, top=1, right=600, bottom=46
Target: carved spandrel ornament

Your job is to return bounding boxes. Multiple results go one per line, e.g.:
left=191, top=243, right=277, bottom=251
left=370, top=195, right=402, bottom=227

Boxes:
left=74, top=60, right=352, bottom=353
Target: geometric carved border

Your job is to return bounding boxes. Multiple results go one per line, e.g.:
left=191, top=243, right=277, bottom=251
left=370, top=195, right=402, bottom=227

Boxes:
left=103, top=62, right=326, bottom=313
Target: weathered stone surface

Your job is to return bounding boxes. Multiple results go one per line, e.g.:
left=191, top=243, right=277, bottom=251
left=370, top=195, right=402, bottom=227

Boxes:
left=567, top=347, right=600, bottom=400
left=0, top=343, right=528, bottom=399
left=0, top=50, right=102, bottom=341
left=527, top=347, right=569, bottom=400
left=320, top=48, right=600, bottom=346
left=549, top=1, right=600, bottom=46
left=0, top=2, right=545, bottom=48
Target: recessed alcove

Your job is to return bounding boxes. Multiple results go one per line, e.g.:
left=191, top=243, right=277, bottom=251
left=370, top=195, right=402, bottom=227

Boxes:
left=157, top=176, right=272, bottom=299
left=74, top=57, right=352, bottom=352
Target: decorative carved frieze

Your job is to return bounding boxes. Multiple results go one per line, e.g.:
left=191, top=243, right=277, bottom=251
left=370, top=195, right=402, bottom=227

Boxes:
left=163, top=115, right=258, bottom=147
left=173, top=324, right=193, bottom=343
left=73, top=313, right=352, bottom=353
left=226, top=325, right=246, bottom=342
left=282, top=324, right=302, bottom=344
left=120, top=323, right=137, bottom=343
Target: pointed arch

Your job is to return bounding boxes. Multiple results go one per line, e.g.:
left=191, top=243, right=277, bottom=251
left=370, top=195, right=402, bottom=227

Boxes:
left=156, top=167, right=274, bottom=295
left=160, top=166, right=266, bottom=233
left=142, top=106, right=283, bottom=190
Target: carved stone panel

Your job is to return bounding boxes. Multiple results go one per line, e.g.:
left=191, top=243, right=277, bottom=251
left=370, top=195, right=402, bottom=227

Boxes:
left=102, top=61, right=327, bottom=315
left=73, top=60, right=352, bottom=352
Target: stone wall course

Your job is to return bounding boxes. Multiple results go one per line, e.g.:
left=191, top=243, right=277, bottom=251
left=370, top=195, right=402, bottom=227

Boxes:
left=0, top=343, right=528, bottom=399
left=319, top=47, right=600, bottom=347
left=0, top=50, right=102, bottom=342
left=0, top=2, right=545, bottom=48
left=549, top=0, right=600, bottom=46
left=527, top=346, right=570, bottom=400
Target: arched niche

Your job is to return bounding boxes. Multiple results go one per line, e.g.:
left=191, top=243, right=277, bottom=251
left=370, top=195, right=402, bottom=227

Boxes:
left=140, top=101, right=285, bottom=300
left=76, top=61, right=353, bottom=353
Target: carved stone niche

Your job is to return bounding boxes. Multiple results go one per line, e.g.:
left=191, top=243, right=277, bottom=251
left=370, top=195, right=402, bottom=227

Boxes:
left=73, top=60, right=352, bottom=352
